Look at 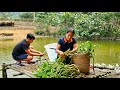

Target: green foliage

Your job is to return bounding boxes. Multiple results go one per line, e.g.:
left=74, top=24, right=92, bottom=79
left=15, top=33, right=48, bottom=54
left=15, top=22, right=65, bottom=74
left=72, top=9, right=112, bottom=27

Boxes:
left=33, top=61, right=84, bottom=78
left=78, top=41, right=96, bottom=57
left=19, top=12, right=34, bottom=19
left=35, top=30, right=44, bottom=35
left=75, top=12, right=120, bottom=39
left=58, top=27, right=67, bottom=35
left=0, top=12, right=120, bottom=39
left=34, top=12, right=120, bottom=39
left=0, top=12, right=13, bottom=19
left=36, top=12, right=61, bottom=26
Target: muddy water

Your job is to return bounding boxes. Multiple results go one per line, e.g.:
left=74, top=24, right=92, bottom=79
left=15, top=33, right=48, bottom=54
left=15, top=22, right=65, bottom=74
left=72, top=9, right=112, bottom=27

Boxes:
left=0, top=37, right=58, bottom=65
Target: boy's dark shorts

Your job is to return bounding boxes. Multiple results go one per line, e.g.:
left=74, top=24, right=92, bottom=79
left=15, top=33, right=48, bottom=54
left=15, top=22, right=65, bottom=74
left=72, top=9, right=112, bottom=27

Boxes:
left=13, top=54, right=28, bottom=61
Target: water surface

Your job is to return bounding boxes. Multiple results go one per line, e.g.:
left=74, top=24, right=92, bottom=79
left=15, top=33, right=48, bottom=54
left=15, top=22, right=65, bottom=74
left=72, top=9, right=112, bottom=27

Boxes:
left=0, top=37, right=120, bottom=65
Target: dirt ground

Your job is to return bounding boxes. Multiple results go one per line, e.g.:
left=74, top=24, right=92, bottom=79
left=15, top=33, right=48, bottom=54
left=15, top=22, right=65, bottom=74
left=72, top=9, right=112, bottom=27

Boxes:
left=0, top=29, right=35, bottom=38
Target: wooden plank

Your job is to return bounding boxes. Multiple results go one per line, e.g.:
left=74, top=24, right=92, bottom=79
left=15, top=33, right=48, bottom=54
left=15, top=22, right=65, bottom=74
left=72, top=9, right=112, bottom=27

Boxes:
left=7, top=65, right=36, bottom=78
left=1, top=59, right=47, bottom=78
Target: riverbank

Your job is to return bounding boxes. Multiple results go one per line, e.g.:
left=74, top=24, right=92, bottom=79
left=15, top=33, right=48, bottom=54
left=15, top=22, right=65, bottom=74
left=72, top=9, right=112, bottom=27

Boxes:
left=0, top=35, right=52, bottom=41
left=0, top=29, right=35, bottom=39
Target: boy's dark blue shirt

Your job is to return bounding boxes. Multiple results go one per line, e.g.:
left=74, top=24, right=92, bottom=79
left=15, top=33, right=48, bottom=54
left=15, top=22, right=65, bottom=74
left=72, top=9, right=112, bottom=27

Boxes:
left=12, top=39, right=30, bottom=57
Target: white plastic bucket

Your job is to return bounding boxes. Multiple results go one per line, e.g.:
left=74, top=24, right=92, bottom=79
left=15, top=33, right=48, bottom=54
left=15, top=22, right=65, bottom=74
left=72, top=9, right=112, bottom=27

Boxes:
left=44, top=43, right=57, bottom=62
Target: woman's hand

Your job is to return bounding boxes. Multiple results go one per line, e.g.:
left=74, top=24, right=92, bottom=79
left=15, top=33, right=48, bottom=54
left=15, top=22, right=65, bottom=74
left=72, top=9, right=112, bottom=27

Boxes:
left=59, top=51, right=66, bottom=58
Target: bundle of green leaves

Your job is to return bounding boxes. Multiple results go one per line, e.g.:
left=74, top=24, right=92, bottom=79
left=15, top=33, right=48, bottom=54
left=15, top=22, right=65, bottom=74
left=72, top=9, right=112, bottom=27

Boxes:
left=78, top=41, right=96, bottom=57
left=32, top=61, right=85, bottom=78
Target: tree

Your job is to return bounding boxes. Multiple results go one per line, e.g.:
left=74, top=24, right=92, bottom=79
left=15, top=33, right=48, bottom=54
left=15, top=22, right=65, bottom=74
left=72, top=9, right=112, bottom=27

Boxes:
left=0, top=12, right=13, bottom=19
left=19, top=12, right=34, bottom=20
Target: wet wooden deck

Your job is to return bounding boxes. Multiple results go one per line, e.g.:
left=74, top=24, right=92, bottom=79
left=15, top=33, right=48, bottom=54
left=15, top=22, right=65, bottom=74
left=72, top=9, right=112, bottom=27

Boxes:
left=85, top=68, right=120, bottom=78
left=1, top=61, right=120, bottom=78
left=1, top=60, right=44, bottom=78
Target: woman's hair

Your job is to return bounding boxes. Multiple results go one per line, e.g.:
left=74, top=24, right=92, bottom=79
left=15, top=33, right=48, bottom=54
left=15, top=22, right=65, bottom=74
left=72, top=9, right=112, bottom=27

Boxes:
left=26, top=33, right=35, bottom=40
left=66, top=27, right=75, bottom=35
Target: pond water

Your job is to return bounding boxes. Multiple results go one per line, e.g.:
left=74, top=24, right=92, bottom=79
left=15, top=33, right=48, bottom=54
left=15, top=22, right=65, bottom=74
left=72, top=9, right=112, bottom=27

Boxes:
left=0, top=37, right=120, bottom=65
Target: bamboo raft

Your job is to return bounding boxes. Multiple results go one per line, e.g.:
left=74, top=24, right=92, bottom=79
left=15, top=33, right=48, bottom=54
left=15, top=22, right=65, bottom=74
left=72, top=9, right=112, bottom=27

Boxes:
left=1, top=61, right=120, bottom=78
